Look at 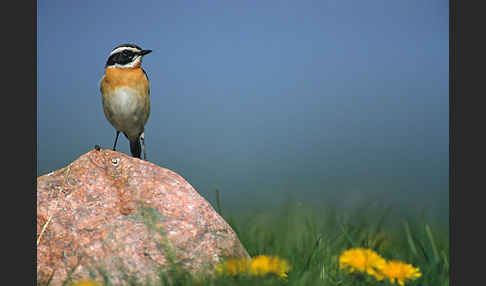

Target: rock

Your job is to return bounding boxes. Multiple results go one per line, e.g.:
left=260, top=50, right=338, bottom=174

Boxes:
left=37, top=149, right=249, bottom=285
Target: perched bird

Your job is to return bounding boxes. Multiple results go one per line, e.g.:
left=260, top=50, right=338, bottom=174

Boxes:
left=100, top=43, right=152, bottom=159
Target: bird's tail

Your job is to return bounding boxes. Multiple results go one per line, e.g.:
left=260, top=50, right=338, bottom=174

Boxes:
left=129, top=138, right=142, bottom=158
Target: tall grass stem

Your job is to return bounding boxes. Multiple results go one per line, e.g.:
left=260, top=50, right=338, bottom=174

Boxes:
left=425, top=224, right=439, bottom=262
left=403, top=221, right=418, bottom=257
left=215, top=189, right=222, bottom=215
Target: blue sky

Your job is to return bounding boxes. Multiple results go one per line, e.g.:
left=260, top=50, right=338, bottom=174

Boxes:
left=38, top=0, right=449, bottom=219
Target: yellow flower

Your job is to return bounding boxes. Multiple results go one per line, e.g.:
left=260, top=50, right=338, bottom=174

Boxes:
left=249, top=255, right=291, bottom=278
left=71, top=280, right=102, bottom=286
left=339, top=248, right=387, bottom=280
left=381, top=260, right=422, bottom=286
left=215, top=255, right=291, bottom=278
left=215, top=258, right=251, bottom=275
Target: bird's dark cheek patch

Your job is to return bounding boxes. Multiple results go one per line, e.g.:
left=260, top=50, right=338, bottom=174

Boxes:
left=106, top=53, right=131, bottom=67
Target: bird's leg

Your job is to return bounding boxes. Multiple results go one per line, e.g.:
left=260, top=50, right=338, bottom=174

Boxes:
left=140, top=132, right=147, bottom=160
left=113, top=131, right=120, bottom=151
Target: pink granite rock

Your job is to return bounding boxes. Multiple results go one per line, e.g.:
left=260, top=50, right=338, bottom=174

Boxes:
left=37, top=149, right=249, bottom=285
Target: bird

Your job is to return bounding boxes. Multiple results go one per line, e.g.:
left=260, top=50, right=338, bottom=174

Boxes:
left=100, top=43, right=152, bottom=160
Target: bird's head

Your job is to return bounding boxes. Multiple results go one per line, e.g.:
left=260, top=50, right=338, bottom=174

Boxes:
left=105, top=43, right=152, bottom=68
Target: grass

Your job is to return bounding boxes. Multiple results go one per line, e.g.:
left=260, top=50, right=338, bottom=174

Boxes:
left=56, top=199, right=449, bottom=286
left=220, top=202, right=448, bottom=286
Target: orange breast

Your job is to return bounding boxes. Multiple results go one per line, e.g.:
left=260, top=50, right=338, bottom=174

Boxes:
left=101, top=67, right=149, bottom=94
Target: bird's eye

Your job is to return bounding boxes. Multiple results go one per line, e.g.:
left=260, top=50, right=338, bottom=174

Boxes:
left=122, top=50, right=132, bottom=57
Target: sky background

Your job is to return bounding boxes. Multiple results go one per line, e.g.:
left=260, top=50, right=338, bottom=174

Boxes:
left=37, top=0, right=449, bottom=223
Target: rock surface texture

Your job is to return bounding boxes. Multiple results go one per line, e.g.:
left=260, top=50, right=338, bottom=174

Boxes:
left=37, top=149, right=249, bottom=285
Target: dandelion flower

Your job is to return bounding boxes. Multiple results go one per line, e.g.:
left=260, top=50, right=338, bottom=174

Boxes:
left=215, top=255, right=290, bottom=278
left=381, top=260, right=422, bottom=285
left=215, top=258, right=251, bottom=275
left=339, top=248, right=387, bottom=280
left=71, top=280, right=102, bottom=286
left=249, top=255, right=291, bottom=278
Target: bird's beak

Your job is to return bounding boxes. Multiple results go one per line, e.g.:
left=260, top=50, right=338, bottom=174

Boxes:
left=139, top=50, right=152, bottom=56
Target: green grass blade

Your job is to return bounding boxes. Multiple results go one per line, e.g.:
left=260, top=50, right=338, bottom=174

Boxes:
left=304, top=235, right=322, bottom=271
left=441, top=250, right=449, bottom=272
left=215, top=189, right=222, bottom=215
left=403, top=221, right=418, bottom=257
left=425, top=224, right=440, bottom=263
left=339, top=222, right=356, bottom=246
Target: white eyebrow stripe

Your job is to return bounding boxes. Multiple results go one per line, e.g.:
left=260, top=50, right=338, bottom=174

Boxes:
left=109, top=46, right=141, bottom=56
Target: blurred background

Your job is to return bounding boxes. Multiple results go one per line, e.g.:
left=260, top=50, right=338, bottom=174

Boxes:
left=37, top=1, right=449, bottom=224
